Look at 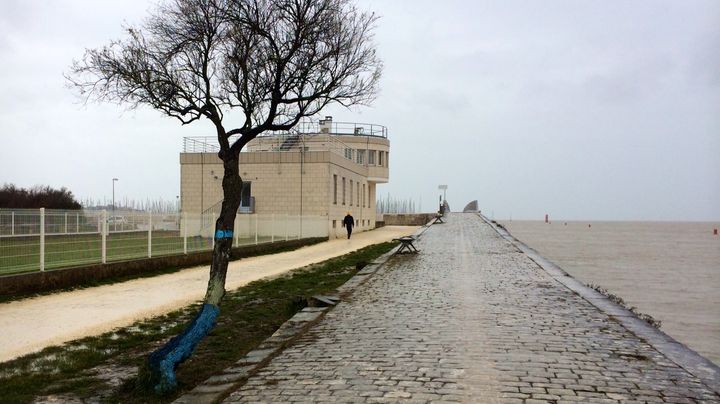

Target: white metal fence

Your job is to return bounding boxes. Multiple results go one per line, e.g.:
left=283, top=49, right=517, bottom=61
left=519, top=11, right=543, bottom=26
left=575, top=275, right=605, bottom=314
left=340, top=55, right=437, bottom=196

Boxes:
left=0, top=208, right=328, bottom=275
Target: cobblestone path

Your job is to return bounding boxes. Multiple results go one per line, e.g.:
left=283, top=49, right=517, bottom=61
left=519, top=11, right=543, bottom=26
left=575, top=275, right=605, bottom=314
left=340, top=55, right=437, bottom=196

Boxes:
left=225, top=214, right=719, bottom=403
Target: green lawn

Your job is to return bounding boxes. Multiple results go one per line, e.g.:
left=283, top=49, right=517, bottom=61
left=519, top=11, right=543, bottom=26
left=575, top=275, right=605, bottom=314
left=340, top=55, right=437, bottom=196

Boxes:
left=0, top=232, right=274, bottom=275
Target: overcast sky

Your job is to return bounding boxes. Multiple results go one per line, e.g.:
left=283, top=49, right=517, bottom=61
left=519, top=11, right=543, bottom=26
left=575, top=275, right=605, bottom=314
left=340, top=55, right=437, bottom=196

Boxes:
left=1, top=0, right=718, bottom=220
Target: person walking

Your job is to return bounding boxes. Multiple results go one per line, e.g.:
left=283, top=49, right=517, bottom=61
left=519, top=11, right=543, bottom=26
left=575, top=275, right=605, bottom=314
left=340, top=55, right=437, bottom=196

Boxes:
left=342, top=212, right=355, bottom=239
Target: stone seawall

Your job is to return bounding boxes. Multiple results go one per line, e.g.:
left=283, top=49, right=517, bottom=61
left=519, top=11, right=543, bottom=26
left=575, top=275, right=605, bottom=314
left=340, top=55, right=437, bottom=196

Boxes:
left=382, top=213, right=436, bottom=226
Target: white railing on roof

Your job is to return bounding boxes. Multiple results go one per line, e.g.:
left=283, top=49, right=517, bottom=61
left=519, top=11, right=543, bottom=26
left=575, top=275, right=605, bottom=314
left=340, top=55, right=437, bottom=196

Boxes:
left=275, top=120, right=387, bottom=138
left=183, top=137, right=221, bottom=153
left=183, top=134, right=352, bottom=157
left=182, top=120, right=387, bottom=154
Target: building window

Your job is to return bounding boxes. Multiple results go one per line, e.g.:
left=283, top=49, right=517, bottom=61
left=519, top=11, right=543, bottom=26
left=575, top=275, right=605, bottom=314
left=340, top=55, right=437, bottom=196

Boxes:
left=240, top=181, right=252, bottom=207
left=362, top=184, right=366, bottom=207
left=368, top=150, right=376, bottom=165
left=344, top=148, right=353, bottom=160
left=385, top=151, right=389, bottom=167
left=378, top=151, right=384, bottom=166
left=349, top=180, right=353, bottom=206
left=342, top=177, right=346, bottom=205
left=333, top=175, right=337, bottom=204
left=357, top=182, right=360, bottom=206
left=356, top=150, right=365, bottom=164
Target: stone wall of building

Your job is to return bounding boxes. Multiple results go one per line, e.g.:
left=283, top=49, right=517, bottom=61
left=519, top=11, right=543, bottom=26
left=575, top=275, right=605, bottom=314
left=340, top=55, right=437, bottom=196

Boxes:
left=326, top=152, right=377, bottom=238
left=179, top=147, right=384, bottom=239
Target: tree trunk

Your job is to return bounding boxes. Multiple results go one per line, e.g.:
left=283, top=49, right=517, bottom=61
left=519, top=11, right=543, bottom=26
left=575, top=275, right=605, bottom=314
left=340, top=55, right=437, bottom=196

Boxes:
left=146, top=155, right=242, bottom=394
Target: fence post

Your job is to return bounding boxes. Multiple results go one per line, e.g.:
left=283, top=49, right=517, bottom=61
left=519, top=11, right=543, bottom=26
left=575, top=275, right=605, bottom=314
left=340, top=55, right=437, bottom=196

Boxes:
left=254, top=214, right=258, bottom=245
left=101, top=210, right=107, bottom=264
left=11, top=211, right=14, bottom=235
left=76, top=212, right=80, bottom=233
left=64, top=212, right=68, bottom=234
left=39, top=208, right=45, bottom=272
left=183, top=211, right=188, bottom=254
left=271, top=214, right=275, bottom=243
left=148, top=211, right=152, bottom=258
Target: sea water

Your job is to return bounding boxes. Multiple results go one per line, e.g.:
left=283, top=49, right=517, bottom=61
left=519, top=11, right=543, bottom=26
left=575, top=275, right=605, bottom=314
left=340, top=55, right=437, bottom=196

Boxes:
left=502, top=220, right=720, bottom=365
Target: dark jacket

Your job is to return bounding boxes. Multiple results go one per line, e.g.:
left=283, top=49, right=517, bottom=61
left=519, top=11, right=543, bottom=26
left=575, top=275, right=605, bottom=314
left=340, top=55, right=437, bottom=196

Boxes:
left=343, top=214, right=354, bottom=228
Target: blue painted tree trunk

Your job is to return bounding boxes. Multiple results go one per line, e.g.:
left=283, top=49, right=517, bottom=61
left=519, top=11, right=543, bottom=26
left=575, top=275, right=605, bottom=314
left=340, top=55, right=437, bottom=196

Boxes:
left=146, top=156, right=240, bottom=394
left=147, top=303, right=220, bottom=394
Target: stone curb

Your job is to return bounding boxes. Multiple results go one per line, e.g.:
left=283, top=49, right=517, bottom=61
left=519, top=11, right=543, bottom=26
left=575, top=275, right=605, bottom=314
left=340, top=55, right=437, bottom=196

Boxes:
left=172, top=226, right=427, bottom=404
left=479, top=214, right=720, bottom=396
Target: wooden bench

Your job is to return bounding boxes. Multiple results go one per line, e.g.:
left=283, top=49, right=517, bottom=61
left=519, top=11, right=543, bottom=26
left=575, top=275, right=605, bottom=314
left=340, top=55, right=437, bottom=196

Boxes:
left=432, top=214, right=445, bottom=224
left=393, top=236, right=419, bottom=254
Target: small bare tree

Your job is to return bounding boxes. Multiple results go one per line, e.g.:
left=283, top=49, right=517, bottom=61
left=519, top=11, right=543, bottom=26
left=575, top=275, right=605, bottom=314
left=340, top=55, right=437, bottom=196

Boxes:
left=68, top=0, right=381, bottom=393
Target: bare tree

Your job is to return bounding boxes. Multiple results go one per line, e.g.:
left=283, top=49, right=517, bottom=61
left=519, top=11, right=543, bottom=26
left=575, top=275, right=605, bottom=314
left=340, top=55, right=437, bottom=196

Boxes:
left=68, top=0, right=381, bottom=393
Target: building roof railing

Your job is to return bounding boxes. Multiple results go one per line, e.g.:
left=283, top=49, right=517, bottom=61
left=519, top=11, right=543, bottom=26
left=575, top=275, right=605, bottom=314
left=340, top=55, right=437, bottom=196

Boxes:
left=281, top=120, right=387, bottom=138
left=182, top=119, right=387, bottom=154
left=183, top=137, right=223, bottom=153
left=183, top=133, right=352, bottom=157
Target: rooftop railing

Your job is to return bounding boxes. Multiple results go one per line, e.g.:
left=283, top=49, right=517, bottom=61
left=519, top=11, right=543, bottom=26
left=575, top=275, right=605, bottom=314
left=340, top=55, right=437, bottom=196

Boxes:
left=183, top=137, right=222, bottom=153
left=182, top=120, right=387, bottom=154
left=285, top=120, right=387, bottom=138
left=183, top=133, right=352, bottom=155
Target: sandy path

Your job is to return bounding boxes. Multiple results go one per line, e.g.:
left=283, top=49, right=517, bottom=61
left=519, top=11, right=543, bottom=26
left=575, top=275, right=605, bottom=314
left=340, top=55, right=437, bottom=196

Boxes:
left=0, top=226, right=418, bottom=363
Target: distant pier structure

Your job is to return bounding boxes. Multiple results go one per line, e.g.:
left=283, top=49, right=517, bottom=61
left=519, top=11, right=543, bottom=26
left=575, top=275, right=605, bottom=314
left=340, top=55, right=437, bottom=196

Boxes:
left=463, top=200, right=478, bottom=212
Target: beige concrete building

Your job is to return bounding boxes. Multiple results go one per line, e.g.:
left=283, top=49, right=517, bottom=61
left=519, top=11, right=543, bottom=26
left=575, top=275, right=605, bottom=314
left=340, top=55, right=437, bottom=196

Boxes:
left=179, top=118, right=389, bottom=238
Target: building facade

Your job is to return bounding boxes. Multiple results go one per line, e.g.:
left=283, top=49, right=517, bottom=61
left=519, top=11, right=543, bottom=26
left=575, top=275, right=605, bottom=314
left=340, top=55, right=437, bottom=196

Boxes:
left=179, top=118, right=389, bottom=238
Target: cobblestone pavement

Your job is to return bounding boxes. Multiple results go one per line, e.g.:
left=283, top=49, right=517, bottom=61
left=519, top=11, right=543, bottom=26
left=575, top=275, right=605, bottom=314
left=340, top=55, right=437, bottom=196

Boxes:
left=225, top=214, right=719, bottom=403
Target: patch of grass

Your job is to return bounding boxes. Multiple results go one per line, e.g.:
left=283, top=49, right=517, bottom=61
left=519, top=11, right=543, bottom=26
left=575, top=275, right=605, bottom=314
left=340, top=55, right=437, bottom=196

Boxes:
left=587, top=283, right=662, bottom=329
left=0, top=241, right=397, bottom=403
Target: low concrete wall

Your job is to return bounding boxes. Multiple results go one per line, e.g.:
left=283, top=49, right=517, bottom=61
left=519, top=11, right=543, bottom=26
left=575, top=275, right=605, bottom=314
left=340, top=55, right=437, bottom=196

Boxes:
left=0, top=237, right=327, bottom=299
left=382, top=213, right=436, bottom=226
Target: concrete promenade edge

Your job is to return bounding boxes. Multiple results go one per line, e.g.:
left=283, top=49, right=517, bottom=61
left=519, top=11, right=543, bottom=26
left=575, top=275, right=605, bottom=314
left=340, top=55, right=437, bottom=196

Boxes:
left=215, top=213, right=719, bottom=403
left=483, top=214, right=720, bottom=397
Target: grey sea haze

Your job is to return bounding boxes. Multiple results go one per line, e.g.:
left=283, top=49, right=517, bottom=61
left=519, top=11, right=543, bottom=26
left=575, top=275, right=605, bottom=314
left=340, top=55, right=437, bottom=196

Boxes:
left=502, top=220, right=720, bottom=365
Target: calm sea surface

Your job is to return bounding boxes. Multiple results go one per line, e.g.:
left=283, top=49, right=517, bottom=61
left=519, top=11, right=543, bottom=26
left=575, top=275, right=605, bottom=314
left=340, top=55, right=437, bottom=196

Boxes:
left=502, top=220, right=720, bottom=365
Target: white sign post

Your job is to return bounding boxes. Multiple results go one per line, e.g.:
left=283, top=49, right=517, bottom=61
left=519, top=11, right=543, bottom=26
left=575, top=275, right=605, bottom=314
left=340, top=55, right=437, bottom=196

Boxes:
left=438, top=185, right=448, bottom=214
